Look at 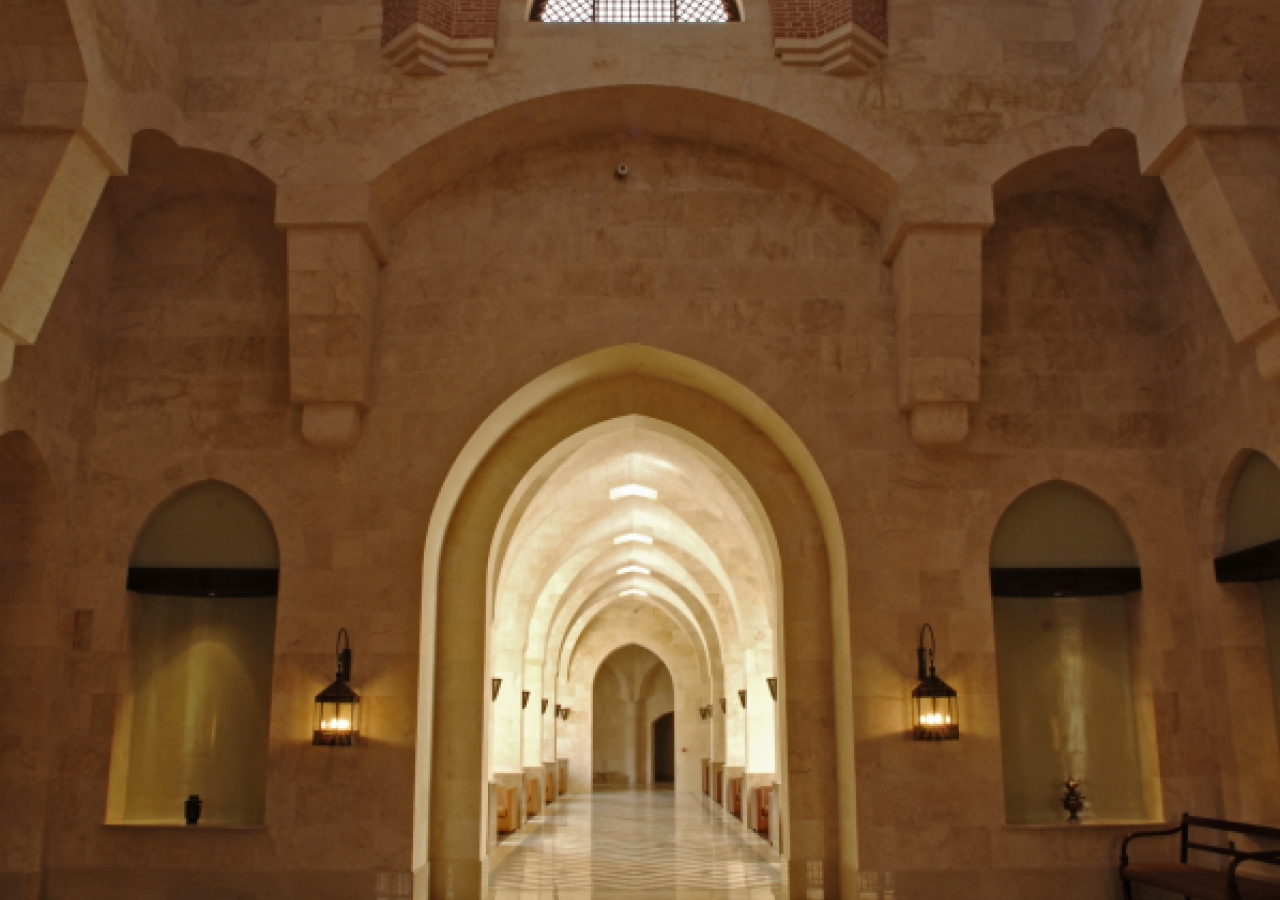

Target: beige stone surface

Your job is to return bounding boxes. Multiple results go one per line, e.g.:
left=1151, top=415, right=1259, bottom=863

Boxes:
left=1, top=2, right=1279, bottom=899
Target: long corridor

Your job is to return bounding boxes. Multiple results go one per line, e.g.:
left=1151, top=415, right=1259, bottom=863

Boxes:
left=487, top=789, right=784, bottom=898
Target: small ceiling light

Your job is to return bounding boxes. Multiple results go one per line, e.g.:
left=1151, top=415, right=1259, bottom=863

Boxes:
left=767, top=677, right=778, bottom=701
left=522, top=690, right=531, bottom=709
left=610, top=484, right=657, bottom=500
left=492, top=678, right=502, bottom=701
left=620, top=588, right=648, bottom=597
left=617, top=565, right=650, bottom=576
left=738, top=690, right=747, bottom=709
left=614, top=533, right=653, bottom=545
left=912, top=623, right=959, bottom=741
left=314, top=629, right=360, bottom=746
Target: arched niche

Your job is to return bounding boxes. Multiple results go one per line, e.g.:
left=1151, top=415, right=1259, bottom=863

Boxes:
left=108, top=481, right=279, bottom=826
left=989, top=481, right=1159, bottom=825
left=0, top=431, right=60, bottom=890
left=1219, top=452, right=1280, bottom=749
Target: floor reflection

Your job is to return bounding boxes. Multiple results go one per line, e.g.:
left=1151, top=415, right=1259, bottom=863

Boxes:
left=487, top=787, right=784, bottom=898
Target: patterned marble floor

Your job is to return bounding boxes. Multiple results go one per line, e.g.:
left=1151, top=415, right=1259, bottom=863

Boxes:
left=487, top=788, right=784, bottom=899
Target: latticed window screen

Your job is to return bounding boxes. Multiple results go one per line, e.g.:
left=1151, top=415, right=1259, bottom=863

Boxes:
left=531, top=0, right=739, bottom=23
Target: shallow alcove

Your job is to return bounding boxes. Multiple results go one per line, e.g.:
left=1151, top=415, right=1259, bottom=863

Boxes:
left=108, top=481, right=279, bottom=826
left=990, top=481, right=1159, bottom=824
left=1220, top=452, right=1280, bottom=739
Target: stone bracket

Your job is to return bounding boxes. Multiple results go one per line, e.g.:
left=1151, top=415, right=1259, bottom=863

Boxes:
left=382, top=23, right=496, bottom=75
left=276, top=185, right=389, bottom=450
left=885, top=225, right=988, bottom=448
left=774, top=23, right=887, bottom=76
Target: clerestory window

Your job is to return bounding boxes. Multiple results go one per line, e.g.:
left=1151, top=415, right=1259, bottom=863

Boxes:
left=531, top=0, right=740, bottom=23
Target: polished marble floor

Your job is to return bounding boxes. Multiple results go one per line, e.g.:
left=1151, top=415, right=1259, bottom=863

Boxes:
left=487, top=788, right=783, bottom=899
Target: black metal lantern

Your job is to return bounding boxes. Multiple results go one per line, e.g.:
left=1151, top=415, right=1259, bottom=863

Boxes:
left=314, top=629, right=360, bottom=746
left=522, top=690, right=531, bottom=709
left=559, top=706, right=571, bottom=721
left=699, top=704, right=712, bottom=720
left=542, top=698, right=549, bottom=714
left=492, top=678, right=502, bottom=700
left=767, top=677, right=778, bottom=700
left=912, top=624, right=958, bottom=741
left=738, top=689, right=747, bottom=708
left=719, top=697, right=726, bottom=713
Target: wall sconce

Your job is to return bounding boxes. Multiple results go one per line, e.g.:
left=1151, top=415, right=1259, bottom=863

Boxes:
left=542, top=699, right=549, bottom=714
left=314, top=628, right=360, bottom=746
left=912, top=623, right=959, bottom=741
left=522, top=690, right=531, bottom=709
left=559, top=707, right=570, bottom=721
left=492, top=678, right=502, bottom=701
left=738, top=689, right=747, bottom=709
left=767, top=677, right=778, bottom=700
left=719, top=697, right=726, bottom=713
left=699, top=705, right=712, bottom=720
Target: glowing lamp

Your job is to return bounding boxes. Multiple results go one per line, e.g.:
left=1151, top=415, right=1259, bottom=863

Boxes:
left=911, top=624, right=958, bottom=741
left=314, top=629, right=360, bottom=746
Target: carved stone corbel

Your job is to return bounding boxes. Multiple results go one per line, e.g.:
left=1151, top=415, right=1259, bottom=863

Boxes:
left=276, top=186, right=390, bottom=450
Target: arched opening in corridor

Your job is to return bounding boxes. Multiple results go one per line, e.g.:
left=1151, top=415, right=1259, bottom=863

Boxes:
left=592, top=646, right=674, bottom=789
left=653, top=713, right=675, bottom=785
left=416, top=346, right=854, bottom=900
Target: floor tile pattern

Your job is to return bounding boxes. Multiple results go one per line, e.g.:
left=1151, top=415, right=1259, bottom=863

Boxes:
left=487, top=788, right=783, bottom=897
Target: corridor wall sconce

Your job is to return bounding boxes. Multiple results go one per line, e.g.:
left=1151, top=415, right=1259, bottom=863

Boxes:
left=314, top=628, right=360, bottom=746
left=492, top=678, right=503, bottom=701
left=555, top=704, right=562, bottom=718
left=699, top=705, right=712, bottom=720
left=522, top=690, right=531, bottom=709
left=738, top=690, right=747, bottom=709
left=912, top=623, right=959, bottom=741
left=542, top=699, right=549, bottom=714
left=559, top=707, right=571, bottom=720
left=719, top=698, right=726, bottom=713
left=767, top=677, right=778, bottom=701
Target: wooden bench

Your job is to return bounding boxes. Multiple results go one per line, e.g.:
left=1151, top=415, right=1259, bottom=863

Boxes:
left=1121, top=814, right=1280, bottom=900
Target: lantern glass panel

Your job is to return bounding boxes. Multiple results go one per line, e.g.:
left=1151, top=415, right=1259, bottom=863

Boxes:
left=313, top=681, right=360, bottom=746
left=911, top=675, right=959, bottom=740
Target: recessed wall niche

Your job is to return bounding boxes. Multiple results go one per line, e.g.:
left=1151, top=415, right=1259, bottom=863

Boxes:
left=990, top=482, right=1159, bottom=825
left=1221, top=452, right=1280, bottom=741
left=107, top=481, right=279, bottom=826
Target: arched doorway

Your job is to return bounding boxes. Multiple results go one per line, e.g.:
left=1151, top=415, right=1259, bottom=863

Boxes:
left=653, top=713, right=675, bottom=785
left=415, top=346, right=853, bottom=900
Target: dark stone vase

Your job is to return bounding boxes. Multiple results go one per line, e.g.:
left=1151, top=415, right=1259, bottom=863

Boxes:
left=184, top=794, right=202, bottom=826
left=1061, top=779, right=1085, bottom=822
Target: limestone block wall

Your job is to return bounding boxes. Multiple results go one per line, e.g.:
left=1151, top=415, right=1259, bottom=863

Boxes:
left=2, top=110, right=1279, bottom=900
left=1153, top=197, right=1280, bottom=824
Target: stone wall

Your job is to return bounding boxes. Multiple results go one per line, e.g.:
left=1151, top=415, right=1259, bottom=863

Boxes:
left=2, top=99, right=1279, bottom=900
